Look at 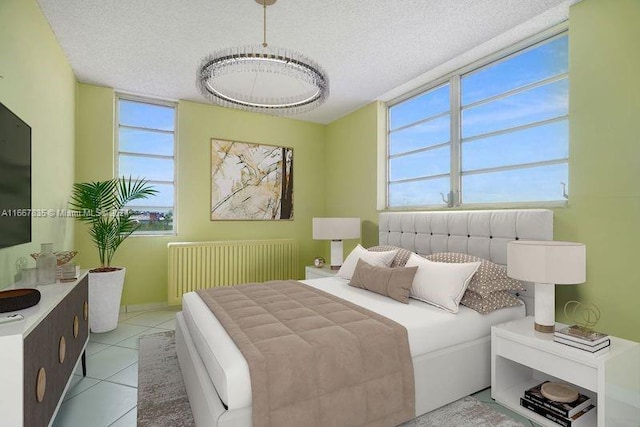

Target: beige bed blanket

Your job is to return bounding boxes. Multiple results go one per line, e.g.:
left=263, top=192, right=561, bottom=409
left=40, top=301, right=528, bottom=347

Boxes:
left=196, top=280, right=415, bottom=427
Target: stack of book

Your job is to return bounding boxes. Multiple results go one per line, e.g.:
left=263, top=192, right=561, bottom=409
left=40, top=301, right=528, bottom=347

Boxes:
left=520, top=381, right=595, bottom=427
left=554, top=325, right=610, bottom=355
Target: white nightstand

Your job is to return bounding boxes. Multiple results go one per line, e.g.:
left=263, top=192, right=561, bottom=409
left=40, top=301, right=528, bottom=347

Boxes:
left=491, top=316, right=640, bottom=427
left=305, top=265, right=338, bottom=280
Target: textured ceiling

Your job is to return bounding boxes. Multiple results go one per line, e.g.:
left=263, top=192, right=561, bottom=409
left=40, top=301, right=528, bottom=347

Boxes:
left=37, top=0, right=578, bottom=124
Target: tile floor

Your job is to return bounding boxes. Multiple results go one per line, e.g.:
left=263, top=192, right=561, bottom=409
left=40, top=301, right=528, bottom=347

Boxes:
left=52, top=306, right=180, bottom=427
left=52, top=306, right=539, bottom=427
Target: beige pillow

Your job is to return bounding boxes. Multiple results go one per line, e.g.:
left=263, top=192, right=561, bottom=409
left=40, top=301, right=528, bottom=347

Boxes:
left=367, top=245, right=413, bottom=267
left=460, top=290, right=522, bottom=314
left=426, top=252, right=524, bottom=298
left=349, top=259, right=417, bottom=304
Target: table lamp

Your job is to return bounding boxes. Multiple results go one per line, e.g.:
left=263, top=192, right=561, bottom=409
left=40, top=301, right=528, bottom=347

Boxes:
left=507, top=240, right=586, bottom=333
left=312, top=218, right=361, bottom=270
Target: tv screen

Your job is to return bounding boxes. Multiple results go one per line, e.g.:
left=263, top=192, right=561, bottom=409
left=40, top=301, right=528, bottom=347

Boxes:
left=0, top=102, right=31, bottom=249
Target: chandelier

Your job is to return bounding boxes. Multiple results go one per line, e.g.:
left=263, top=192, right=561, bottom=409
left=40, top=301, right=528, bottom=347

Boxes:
left=197, top=0, right=329, bottom=116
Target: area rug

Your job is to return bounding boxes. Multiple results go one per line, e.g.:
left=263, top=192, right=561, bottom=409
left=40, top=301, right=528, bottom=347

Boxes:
left=138, top=330, right=195, bottom=427
left=398, top=396, right=524, bottom=427
left=138, top=331, right=524, bottom=427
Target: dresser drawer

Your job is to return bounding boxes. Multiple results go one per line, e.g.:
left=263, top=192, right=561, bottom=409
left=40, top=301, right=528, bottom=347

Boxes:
left=23, top=276, right=89, bottom=427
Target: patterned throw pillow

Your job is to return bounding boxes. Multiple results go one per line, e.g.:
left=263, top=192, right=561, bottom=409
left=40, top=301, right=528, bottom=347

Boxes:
left=426, top=252, right=524, bottom=298
left=368, top=245, right=413, bottom=268
left=460, top=290, right=522, bottom=314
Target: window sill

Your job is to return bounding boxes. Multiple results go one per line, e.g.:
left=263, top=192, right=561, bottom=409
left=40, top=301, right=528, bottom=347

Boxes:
left=381, top=200, right=568, bottom=212
left=130, top=232, right=177, bottom=237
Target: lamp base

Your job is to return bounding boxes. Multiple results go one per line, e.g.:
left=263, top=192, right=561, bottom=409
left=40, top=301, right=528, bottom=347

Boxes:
left=534, top=323, right=555, bottom=333
left=330, top=240, right=344, bottom=270
left=534, top=282, right=556, bottom=333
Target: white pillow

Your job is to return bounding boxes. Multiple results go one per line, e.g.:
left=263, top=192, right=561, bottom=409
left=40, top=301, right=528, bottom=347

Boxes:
left=336, top=244, right=397, bottom=279
left=405, top=253, right=480, bottom=313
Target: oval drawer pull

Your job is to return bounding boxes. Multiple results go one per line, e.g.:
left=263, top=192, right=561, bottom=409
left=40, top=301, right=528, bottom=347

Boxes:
left=73, top=315, right=79, bottom=338
left=83, top=301, right=88, bottom=321
left=59, top=336, right=66, bottom=364
left=36, top=367, right=46, bottom=403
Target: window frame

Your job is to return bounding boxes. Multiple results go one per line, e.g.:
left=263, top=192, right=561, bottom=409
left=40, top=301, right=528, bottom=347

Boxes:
left=115, top=93, right=178, bottom=236
left=385, top=23, right=569, bottom=210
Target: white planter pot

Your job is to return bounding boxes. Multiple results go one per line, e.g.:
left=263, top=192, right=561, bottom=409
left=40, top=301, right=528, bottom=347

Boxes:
left=88, top=267, right=126, bottom=333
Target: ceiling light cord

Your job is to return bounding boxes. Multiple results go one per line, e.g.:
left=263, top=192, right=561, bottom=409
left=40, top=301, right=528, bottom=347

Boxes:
left=262, top=1, right=268, bottom=48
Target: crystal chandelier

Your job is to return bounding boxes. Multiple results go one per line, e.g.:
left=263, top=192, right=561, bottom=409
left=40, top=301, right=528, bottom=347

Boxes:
left=197, top=0, right=329, bottom=116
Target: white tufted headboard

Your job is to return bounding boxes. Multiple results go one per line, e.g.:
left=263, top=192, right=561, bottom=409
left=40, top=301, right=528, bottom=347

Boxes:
left=379, top=209, right=553, bottom=313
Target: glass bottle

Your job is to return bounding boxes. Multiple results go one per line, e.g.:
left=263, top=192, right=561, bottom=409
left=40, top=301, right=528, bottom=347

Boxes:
left=36, top=243, right=57, bottom=285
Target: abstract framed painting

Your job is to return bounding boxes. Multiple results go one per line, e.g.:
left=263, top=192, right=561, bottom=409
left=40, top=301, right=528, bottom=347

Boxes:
left=211, top=138, right=293, bottom=220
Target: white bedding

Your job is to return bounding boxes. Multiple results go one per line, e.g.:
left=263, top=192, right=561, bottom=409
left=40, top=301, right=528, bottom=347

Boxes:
left=181, top=277, right=525, bottom=410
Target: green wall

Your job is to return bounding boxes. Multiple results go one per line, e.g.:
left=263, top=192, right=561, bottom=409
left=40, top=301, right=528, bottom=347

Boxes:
left=325, top=102, right=382, bottom=255
left=75, top=87, right=326, bottom=305
left=554, top=0, right=640, bottom=340
left=0, top=0, right=77, bottom=288
left=324, top=0, right=640, bottom=341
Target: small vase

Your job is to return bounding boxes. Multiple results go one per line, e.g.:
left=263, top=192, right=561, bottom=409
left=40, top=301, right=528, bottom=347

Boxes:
left=36, top=243, right=57, bottom=285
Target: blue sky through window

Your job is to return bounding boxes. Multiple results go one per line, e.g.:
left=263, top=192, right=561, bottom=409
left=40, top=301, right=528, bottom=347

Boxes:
left=119, top=128, right=173, bottom=156
left=389, top=84, right=449, bottom=130
left=119, top=100, right=175, bottom=131
left=462, top=35, right=568, bottom=106
left=390, top=145, right=450, bottom=181
left=462, top=78, right=568, bottom=139
left=462, top=120, right=568, bottom=171
left=119, top=155, right=174, bottom=182
left=118, top=98, right=175, bottom=225
left=126, top=183, right=174, bottom=207
left=389, top=177, right=450, bottom=207
left=388, top=33, right=569, bottom=207
left=463, top=164, right=567, bottom=203
left=389, top=114, right=450, bottom=155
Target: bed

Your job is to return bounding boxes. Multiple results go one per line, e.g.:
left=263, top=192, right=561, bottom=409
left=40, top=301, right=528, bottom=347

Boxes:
left=176, top=209, right=553, bottom=426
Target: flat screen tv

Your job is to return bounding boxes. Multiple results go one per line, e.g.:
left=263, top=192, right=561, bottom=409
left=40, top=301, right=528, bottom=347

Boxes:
left=0, top=102, right=31, bottom=249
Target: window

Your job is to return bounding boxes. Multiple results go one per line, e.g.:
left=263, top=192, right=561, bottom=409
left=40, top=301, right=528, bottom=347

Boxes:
left=116, top=95, right=176, bottom=234
left=387, top=30, right=568, bottom=208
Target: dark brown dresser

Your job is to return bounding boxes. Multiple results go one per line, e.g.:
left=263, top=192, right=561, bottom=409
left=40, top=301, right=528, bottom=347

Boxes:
left=0, top=272, right=89, bottom=427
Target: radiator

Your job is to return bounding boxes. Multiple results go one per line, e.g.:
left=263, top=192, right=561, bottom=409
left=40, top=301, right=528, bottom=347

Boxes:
left=167, top=239, right=299, bottom=305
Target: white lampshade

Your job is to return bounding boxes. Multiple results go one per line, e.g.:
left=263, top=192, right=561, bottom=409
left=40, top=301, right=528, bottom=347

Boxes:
left=507, top=240, right=586, bottom=333
left=507, top=240, right=586, bottom=285
left=312, top=218, right=361, bottom=241
left=312, top=218, right=360, bottom=270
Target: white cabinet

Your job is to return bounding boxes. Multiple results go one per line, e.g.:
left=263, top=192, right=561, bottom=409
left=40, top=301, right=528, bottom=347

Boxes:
left=491, top=316, right=640, bottom=427
left=304, top=266, right=338, bottom=280
left=0, top=273, right=89, bottom=427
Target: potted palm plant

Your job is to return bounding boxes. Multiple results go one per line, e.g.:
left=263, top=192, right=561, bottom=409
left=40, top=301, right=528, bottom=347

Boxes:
left=69, top=177, right=158, bottom=333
